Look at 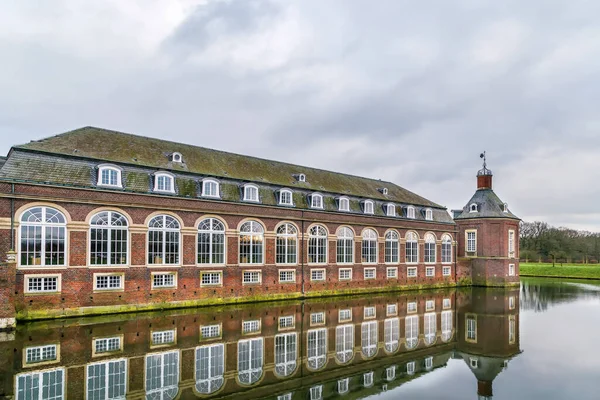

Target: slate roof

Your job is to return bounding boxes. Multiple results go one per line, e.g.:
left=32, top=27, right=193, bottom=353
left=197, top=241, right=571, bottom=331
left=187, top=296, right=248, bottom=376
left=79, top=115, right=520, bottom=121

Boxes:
left=0, top=126, right=454, bottom=222
left=0, top=156, right=6, bottom=170
left=454, top=188, right=519, bottom=220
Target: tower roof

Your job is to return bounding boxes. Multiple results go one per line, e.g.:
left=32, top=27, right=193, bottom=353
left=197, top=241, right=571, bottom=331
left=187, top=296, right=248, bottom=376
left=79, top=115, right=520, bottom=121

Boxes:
left=454, top=188, right=519, bottom=220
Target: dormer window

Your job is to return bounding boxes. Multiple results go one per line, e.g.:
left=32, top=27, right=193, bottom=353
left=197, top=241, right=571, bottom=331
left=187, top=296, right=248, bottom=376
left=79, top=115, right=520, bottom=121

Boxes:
left=385, top=203, right=396, bottom=217
left=243, top=184, right=260, bottom=202
left=311, top=193, right=323, bottom=209
left=97, top=165, right=122, bottom=188
left=379, top=188, right=389, bottom=195
left=279, top=189, right=293, bottom=206
left=425, top=208, right=433, bottom=221
left=170, top=152, right=183, bottom=163
left=503, top=203, right=509, bottom=213
left=338, top=197, right=350, bottom=212
left=406, top=206, right=415, bottom=219
left=294, top=173, right=306, bottom=182
left=363, top=200, right=374, bottom=215
left=470, top=203, right=478, bottom=213
left=154, top=172, right=175, bottom=193
left=202, top=179, right=220, bottom=198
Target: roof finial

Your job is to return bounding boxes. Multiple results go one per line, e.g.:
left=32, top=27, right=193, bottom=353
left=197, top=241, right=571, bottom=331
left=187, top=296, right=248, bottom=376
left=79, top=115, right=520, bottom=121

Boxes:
left=477, top=151, right=492, bottom=176
left=480, top=151, right=487, bottom=170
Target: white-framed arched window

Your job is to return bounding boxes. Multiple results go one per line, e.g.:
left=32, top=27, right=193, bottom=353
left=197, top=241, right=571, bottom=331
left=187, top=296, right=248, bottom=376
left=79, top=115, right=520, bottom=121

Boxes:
left=239, top=221, right=264, bottom=264
left=90, top=211, right=128, bottom=265
left=276, top=223, right=297, bottom=264
left=363, top=200, right=374, bottom=215
left=336, top=227, right=354, bottom=264
left=385, top=231, right=399, bottom=264
left=238, top=337, right=263, bottom=385
left=148, top=215, right=180, bottom=265
left=145, top=350, right=179, bottom=400
left=335, top=325, right=354, bottom=364
left=425, top=208, right=433, bottom=221
left=361, top=229, right=378, bottom=264
left=198, top=218, right=225, bottom=264
left=171, top=152, right=183, bottom=163
left=424, top=233, right=436, bottom=264
left=307, top=328, right=327, bottom=370
left=384, top=318, right=400, bottom=353
left=406, top=206, right=416, bottom=219
left=338, top=197, right=350, bottom=212
left=97, top=164, right=122, bottom=188
left=195, top=343, right=225, bottom=394
left=441, top=234, right=452, bottom=263
left=274, top=333, right=297, bottom=377
left=385, top=204, right=396, bottom=217
left=405, top=315, right=419, bottom=350
left=202, top=179, right=220, bottom=198
left=311, top=193, right=324, bottom=209
left=243, top=184, right=260, bottom=202
left=19, top=206, right=67, bottom=267
left=424, top=313, right=437, bottom=346
left=278, top=189, right=293, bottom=206
left=308, top=225, right=328, bottom=264
left=154, top=172, right=175, bottom=193
left=361, top=321, right=378, bottom=358
left=469, top=203, right=478, bottom=213
left=405, top=232, right=418, bottom=264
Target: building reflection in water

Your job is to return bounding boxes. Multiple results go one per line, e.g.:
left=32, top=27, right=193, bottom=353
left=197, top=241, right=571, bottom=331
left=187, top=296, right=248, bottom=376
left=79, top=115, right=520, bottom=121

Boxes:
left=1, top=287, right=520, bottom=399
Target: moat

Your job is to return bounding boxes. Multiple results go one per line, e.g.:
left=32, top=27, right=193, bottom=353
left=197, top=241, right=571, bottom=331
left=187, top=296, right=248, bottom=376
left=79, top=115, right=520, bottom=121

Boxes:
left=1, top=278, right=598, bottom=399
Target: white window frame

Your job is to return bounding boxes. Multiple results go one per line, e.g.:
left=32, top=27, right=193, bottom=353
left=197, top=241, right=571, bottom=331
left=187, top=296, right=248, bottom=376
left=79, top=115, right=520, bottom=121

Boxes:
left=148, top=215, right=181, bottom=266
left=386, top=303, right=397, bottom=316
left=425, top=208, right=433, bottom=221
left=466, top=230, right=477, bottom=254
left=425, top=356, right=433, bottom=370
left=278, top=189, right=293, bottom=206
left=441, top=234, right=453, bottom=263
left=443, top=266, right=451, bottom=276
left=364, top=267, right=376, bottom=280
left=386, top=203, right=396, bottom=217
left=24, top=344, right=59, bottom=366
left=424, top=233, right=436, bottom=264
left=310, top=312, right=325, bottom=326
left=19, top=206, right=67, bottom=268
left=443, top=298, right=451, bottom=309
left=274, top=332, right=297, bottom=377
left=469, top=203, right=478, bottom=213
left=200, top=271, right=223, bottom=287
left=276, top=223, right=298, bottom=265
left=89, top=210, right=129, bottom=266
left=310, top=268, right=326, bottom=282
left=387, top=267, right=398, bottom=278
left=405, top=232, right=418, bottom=264
left=200, top=324, right=222, bottom=340
left=426, top=266, right=435, bottom=277
left=279, top=269, right=296, bottom=283
left=364, top=306, right=376, bottom=319
left=92, top=336, right=123, bottom=356
left=151, top=329, right=177, bottom=347
left=243, top=184, right=260, bottom=202
left=338, top=378, right=350, bottom=394
left=93, top=273, right=125, bottom=291
left=509, top=263, right=516, bottom=276
left=363, top=200, right=374, bottom=215
left=384, top=317, right=400, bottom=353
left=364, top=371, right=374, bottom=387
left=338, top=309, right=352, bottom=323
left=310, top=385, right=323, bottom=400
left=361, top=229, right=378, bottom=264
left=508, top=230, right=516, bottom=258
left=310, top=193, right=324, bottom=209
left=237, top=337, right=263, bottom=385
left=25, top=274, right=61, bottom=294
left=407, top=301, right=417, bottom=313
left=385, top=230, right=400, bottom=264
left=297, top=173, right=306, bottom=182
left=153, top=171, right=176, bottom=193
left=406, top=206, right=416, bottom=219
left=466, top=314, right=477, bottom=342
left=242, top=320, right=261, bottom=335
left=407, top=267, right=417, bottom=278
left=386, top=366, right=396, bottom=381
left=339, top=268, right=352, bottom=281
left=308, top=225, right=328, bottom=264
left=151, top=272, right=177, bottom=289
left=242, top=270, right=261, bottom=285
left=145, top=350, right=180, bottom=399
left=338, top=197, right=350, bottom=212
left=197, top=217, right=226, bottom=266
left=195, top=343, right=225, bottom=395
left=509, top=296, right=516, bottom=310
left=171, top=152, right=183, bottom=163
left=239, top=220, right=264, bottom=265
left=97, top=164, right=122, bottom=188
left=16, top=368, right=65, bottom=400
left=278, top=316, right=295, bottom=330
left=407, top=361, right=416, bottom=375
left=202, top=179, right=220, bottom=198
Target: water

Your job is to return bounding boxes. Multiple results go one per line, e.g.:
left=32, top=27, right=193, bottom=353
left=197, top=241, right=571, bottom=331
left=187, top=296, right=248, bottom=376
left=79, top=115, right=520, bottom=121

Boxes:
left=1, top=278, right=599, bottom=399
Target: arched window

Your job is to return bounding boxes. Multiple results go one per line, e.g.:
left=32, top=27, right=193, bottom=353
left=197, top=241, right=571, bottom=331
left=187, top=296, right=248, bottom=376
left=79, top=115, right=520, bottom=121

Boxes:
left=311, top=193, right=324, bottom=209
left=335, top=325, right=354, bottom=364
left=145, top=351, right=179, bottom=400
left=20, top=206, right=66, bottom=267
left=384, top=318, right=400, bottom=353
left=405, top=315, right=419, bottom=350
left=278, top=189, right=293, bottom=206
left=424, top=313, right=437, bottom=346
left=361, top=321, right=378, bottom=358
left=243, top=184, right=259, bottom=202
left=90, top=211, right=128, bottom=265
left=198, top=218, right=225, bottom=264
left=308, top=225, right=327, bottom=264
left=469, top=203, right=478, bottom=213
left=274, top=333, right=297, bottom=377
left=405, top=232, right=418, bottom=264
left=441, top=311, right=453, bottom=342
left=406, top=206, right=416, bottom=219
left=276, top=223, right=298, bottom=264
left=361, top=229, right=378, bottom=264
left=97, top=165, right=122, bottom=188
left=238, top=338, right=263, bottom=385
left=154, top=172, right=175, bottom=193
left=336, top=227, right=354, bottom=264
left=386, top=204, right=396, bottom=217
left=385, top=231, right=399, bottom=264
left=425, top=208, right=433, bottom=221
left=307, top=329, right=327, bottom=370
left=338, top=197, right=350, bottom=212
left=171, top=152, right=183, bottom=163
left=202, top=180, right=220, bottom=198
left=195, top=344, right=224, bottom=394
left=424, top=233, right=436, bottom=264
left=148, top=215, right=180, bottom=265
left=363, top=200, right=374, bottom=215
left=441, top=234, right=452, bottom=263
left=239, top=221, right=264, bottom=264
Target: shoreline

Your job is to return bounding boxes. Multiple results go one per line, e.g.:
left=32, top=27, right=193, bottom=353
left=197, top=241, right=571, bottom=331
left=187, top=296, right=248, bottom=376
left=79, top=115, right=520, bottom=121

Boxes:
left=520, top=273, right=600, bottom=281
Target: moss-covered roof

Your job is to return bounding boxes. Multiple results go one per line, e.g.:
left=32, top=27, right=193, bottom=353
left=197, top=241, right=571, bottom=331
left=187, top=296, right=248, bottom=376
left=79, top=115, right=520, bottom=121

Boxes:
left=454, top=188, right=519, bottom=220
left=14, top=126, right=443, bottom=208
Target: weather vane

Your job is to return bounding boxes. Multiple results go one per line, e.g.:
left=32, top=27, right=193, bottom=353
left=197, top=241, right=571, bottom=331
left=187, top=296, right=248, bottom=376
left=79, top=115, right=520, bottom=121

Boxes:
left=480, top=151, right=487, bottom=169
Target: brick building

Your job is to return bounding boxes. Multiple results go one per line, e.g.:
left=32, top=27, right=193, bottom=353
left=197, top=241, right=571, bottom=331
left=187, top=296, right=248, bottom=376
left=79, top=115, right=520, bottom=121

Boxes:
left=0, top=127, right=519, bottom=327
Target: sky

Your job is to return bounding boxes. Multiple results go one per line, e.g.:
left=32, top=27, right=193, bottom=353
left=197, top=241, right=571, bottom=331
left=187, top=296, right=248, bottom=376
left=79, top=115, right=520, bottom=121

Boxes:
left=1, top=0, right=599, bottom=231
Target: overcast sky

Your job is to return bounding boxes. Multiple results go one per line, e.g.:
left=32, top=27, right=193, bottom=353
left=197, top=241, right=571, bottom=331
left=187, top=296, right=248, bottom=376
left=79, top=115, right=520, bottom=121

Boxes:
left=1, top=0, right=599, bottom=230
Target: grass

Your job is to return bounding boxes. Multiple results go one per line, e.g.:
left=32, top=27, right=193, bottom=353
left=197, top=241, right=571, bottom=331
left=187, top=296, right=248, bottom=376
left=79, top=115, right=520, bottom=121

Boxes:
left=520, top=262, right=600, bottom=280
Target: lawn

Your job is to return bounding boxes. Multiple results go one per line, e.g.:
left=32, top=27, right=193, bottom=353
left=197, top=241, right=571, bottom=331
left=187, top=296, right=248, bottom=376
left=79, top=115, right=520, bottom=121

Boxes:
left=520, top=263, right=600, bottom=280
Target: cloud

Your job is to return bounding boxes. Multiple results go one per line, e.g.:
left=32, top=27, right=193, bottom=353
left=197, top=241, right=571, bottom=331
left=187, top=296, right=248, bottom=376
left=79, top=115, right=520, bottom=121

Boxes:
left=0, top=0, right=599, bottom=229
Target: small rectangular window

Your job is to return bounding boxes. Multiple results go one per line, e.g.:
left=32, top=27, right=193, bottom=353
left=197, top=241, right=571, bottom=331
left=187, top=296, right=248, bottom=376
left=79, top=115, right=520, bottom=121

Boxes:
left=311, top=194, right=323, bottom=209
left=386, top=204, right=395, bottom=216
left=426, top=300, right=435, bottom=311
left=508, top=230, right=516, bottom=258
left=387, top=267, right=398, bottom=279
left=244, top=186, right=259, bottom=202
left=242, top=320, right=261, bottom=334
left=407, top=361, right=416, bottom=375
left=364, top=268, right=376, bottom=280
left=364, top=201, right=374, bottom=214
left=339, top=309, right=352, bottom=322
left=200, top=271, right=222, bottom=286
left=279, top=190, right=293, bottom=205
left=310, top=385, right=323, bottom=400
left=407, top=207, right=415, bottom=219
left=386, top=304, right=397, bottom=316
left=311, top=269, right=326, bottom=281
left=26, top=275, right=60, bottom=293
left=466, top=230, right=477, bottom=253
left=425, top=356, right=433, bottom=370
left=279, top=269, right=296, bottom=283
left=407, top=302, right=417, bottom=313
left=509, top=296, right=516, bottom=310
left=93, top=336, right=122, bottom=355
left=200, top=324, right=221, bottom=339
left=152, top=330, right=176, bottom=346
left=95, top=274, right=123, bottom=290
left=386, top=366, right=395, bottom=381
left=152, top=273, right=176, bottom=288
left=364, top=306, right=376, bottom=319
left=339, top=268, right=352, bottom=281
left=25, top=344, right=58, bottom=365
left=242, top=270, right=261, bottom=284
left=466, top=315, right=477, bottom=342
left=426, top=266, right=435, bottom=277
left=407, top=267, right=417, bottom=278
left=338, top=378, right=350, bottom=394
left=509, top=263, right=515, bottom=276
left=443, top=266, right=451, bottom=276
left=310, top=312, right=325, bottom=325
left=443, top=298, right=451, bottom=309
left=364, top=371, right=374, bottom=387
left=278, top=316, right=295, bottom=330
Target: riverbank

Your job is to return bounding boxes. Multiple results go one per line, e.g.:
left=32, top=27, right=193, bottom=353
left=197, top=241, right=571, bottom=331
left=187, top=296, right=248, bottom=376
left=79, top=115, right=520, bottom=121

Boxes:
left=520, top=263, right=600, bottom=280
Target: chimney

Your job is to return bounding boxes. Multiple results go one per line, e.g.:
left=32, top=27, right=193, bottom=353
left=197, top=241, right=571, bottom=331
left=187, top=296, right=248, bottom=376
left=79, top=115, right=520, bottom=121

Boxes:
left=478, top=380, right=493, bottom=398
left=477, top=172, right=493, bottom=190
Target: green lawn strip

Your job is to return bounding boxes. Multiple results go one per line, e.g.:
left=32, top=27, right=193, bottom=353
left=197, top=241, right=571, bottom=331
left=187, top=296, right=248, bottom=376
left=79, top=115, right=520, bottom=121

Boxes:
left=520, top=263, right=600, bottom=279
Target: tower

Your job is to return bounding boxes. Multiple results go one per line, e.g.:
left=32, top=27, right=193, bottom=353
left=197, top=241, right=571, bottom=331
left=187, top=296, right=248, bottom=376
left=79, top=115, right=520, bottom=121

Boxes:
left=454, top=153, right=520, bottom=287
